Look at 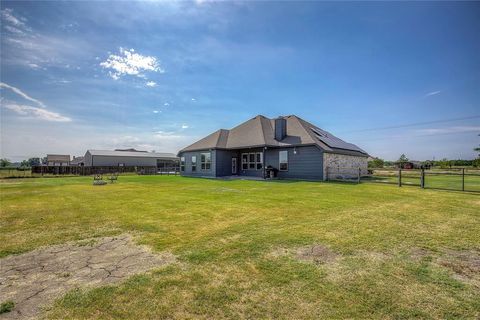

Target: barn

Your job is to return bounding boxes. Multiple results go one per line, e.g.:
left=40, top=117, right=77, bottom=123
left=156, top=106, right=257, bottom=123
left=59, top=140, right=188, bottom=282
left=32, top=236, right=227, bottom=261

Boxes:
left=83, top=150, right=179, bottom=170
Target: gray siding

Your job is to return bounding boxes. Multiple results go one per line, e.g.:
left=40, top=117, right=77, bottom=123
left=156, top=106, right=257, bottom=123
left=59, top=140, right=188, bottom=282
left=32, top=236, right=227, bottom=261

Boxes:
left=83, top=151, right=158, bottom=166
left=179, top=146, right=323, bottom=180
left=84, top=151, right=93, bottom=166
left=179, top=150, right=216, bottom=177
left=90, top=155, right=157, bottom=166
left=215, top=149, right=237, bottom=177
left=265, top=146, right=323, bottom=180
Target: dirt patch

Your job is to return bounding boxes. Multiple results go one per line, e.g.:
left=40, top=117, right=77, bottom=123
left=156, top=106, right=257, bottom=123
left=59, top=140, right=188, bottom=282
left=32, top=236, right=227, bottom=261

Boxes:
left=0, top=235, right=175, bottom=319
left=409, top=247, right=431, bottom=262
left=437, top=249, right=480, bottom=287
left=295, top=245, right=339, bottom=265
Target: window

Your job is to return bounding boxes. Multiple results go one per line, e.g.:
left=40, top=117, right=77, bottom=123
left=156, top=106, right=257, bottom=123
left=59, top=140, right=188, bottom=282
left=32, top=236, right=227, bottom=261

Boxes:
left=191, top=156, right=197, bottom=172
left=249, top=153, right=256, bottom=169
left=242, top=153, right=248, bottom=170
left=180, top=156, right=185, bottom=172
left=279, top=150, right=288, bottom=171
left=241, top=152, right=263, bottom=170
left=201, top=152, right=211, bottom=170
left=256, top=153, right=263, bottom=170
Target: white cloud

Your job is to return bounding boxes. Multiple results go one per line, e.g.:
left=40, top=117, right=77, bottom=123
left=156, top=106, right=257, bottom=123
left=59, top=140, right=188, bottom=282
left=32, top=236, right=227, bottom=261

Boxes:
left=415, top=126, right=480, bottom=135
left=164, top=102, right=170, bottom=106
left=181, top=124, right=189, bottom=129
left=191, top=98, right=196, bottom=101
left=100, top=47, right=164, bottom=80
left=1, top=8, right=28, bottom=29
left=4, top=25, right=25, bottom=35
left=424, top=90, right=441, bottom=97
left=153, top=110, right=160, bottom=114
left=146, top=81, right=156, bottom=87
left=2, top=103, right=71, bottom=122
left=0, top=82, right=47, bottom=108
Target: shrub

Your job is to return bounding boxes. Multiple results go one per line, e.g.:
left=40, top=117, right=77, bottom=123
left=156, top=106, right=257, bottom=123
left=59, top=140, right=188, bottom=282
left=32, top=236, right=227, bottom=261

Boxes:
left=0, top=301, right=15, bottom=314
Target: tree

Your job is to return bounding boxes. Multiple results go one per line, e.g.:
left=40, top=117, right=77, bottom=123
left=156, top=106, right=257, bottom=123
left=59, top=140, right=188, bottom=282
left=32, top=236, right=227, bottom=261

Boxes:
left=0, top=158, right=11, bottom=167
left=397, top=154, right=409, bottom=163
left=27, top=158, right=40, bottom=166
left=368, top=158, right=385, bottom=168
left=475, top=134, right=480, bottom=156
left=20, top=160, right=30, bottom=168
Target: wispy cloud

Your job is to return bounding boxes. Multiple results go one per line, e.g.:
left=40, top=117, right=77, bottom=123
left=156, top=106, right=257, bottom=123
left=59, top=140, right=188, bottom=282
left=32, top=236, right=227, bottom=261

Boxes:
left=424, top=90, right=441, bottom=97
left=0, top=82, right=47, bottom=108
left=146, top=81, right=156, bottom=87
left=181, top=124, right=189, bottom=129
left=1, top=82, right=71, bottom=122
left=100, top=48, right=164, bottom=80
left=415, top=126, right=480, bottom=135
left=1, top=8, right=29, bottom=29
left=1, top=8, right=92, bottom=70
left=2, top=103, right=71, bottom=122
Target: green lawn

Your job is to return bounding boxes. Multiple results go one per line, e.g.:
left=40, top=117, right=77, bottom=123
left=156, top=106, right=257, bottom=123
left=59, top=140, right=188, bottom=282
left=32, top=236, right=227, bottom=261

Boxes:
left=362, top=170, right=480, bottom=192
left=1, top=176, right=479, bottom=319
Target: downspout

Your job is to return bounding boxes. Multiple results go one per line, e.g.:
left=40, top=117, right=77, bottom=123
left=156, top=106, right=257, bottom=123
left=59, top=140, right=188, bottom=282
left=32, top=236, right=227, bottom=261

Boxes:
left=263, top=147, right=267, bottom=179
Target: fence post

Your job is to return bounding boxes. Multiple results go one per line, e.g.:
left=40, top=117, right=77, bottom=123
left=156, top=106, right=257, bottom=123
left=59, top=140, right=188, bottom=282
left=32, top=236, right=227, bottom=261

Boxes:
left=462, top=168, right=465, bottom=191
left=357, top=167, right=361, bottom=184
left=398, top=169, right=402, bottom=187
left=421, top=168, right=425, bottom=188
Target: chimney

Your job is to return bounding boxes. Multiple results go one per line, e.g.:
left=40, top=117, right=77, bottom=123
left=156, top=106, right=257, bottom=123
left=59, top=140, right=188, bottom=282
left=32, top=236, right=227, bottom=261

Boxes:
left=274, top=117, right=287, bottom=141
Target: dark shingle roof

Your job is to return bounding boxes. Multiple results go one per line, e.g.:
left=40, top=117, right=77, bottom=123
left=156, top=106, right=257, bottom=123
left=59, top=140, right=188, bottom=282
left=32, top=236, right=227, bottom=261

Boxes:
left=179, top=115, right=368, bottom=156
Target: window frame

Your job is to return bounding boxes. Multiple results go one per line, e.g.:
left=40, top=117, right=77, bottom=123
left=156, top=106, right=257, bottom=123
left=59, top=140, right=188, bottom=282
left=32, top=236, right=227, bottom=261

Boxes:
left=241, top=152, right=263, bottom=170
left=191, top=155, right=197, bottom=172
left=200, top=152, right=211, bottom=171
left=279, top=150, right=288, bottom=171
left=256, top=153, right=263, bottom=170
left=180, top=156, right=185, bottom=172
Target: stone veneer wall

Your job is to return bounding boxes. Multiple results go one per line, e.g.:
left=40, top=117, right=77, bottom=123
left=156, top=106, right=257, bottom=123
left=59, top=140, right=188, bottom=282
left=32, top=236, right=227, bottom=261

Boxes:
left=323, top=153, right=368, bottom=181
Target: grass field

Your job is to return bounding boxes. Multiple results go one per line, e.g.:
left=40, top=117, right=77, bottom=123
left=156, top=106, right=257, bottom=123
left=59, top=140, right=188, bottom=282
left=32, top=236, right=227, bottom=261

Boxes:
left=362, top=170, right=480, bottom=192
left=1, top=176, right=479, bottom=319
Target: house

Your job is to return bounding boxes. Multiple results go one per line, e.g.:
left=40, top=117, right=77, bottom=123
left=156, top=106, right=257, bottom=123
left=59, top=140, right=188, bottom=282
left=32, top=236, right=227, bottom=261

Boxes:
left=46, top=154, right=70, bottom=166
left=83, top=150, right=179, bottom=169
left=177, top=115, right=368, bottom=180
left=70, top=156, right=85, bottom=166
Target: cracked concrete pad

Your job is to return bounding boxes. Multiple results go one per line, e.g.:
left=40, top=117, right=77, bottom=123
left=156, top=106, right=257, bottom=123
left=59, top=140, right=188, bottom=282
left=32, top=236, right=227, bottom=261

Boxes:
left=0, top=235, right=175, bottom=319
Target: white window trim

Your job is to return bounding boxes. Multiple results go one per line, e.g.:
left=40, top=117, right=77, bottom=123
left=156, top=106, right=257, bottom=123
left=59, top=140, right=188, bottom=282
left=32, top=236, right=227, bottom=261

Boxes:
left=241, top=152, right=263, bottom=171
left=180, top=156, right=185, bottom=172
left=191, top=156, right=197, bottom=172
left=200, top=152, right=211, bottom=171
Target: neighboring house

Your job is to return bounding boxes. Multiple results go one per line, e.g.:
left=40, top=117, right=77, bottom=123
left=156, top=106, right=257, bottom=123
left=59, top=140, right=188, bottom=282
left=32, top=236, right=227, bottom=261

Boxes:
left=177, top=115, right=368, bottom=180
left=46, top=154, right=70, bottom=166
left=70, top=156, right=85, bottom=166
left=83, top=150, right=179, bottom=169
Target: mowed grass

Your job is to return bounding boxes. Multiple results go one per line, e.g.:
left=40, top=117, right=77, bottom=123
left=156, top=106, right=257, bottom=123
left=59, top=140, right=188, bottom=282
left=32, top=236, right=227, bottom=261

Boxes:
left=365, top=171, right=480, bottom=192
left=1, top=176, right=479, bottom=319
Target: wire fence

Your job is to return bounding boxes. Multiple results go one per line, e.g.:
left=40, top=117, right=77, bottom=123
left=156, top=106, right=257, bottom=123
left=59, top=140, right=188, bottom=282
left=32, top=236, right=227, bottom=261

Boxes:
left=326, top=167, right=480, bottom=193
left=0, top=166, right=180, bottom=179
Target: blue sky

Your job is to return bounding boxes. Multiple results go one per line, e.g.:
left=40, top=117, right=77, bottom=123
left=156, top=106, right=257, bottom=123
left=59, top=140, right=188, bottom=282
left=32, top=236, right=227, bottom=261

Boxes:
left=1, top=1, right=479, bottom=161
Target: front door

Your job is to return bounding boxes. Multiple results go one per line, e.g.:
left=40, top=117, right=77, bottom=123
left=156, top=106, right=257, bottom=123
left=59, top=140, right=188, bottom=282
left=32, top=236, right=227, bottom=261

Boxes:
left=232, top=158, right=237, bottom=174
